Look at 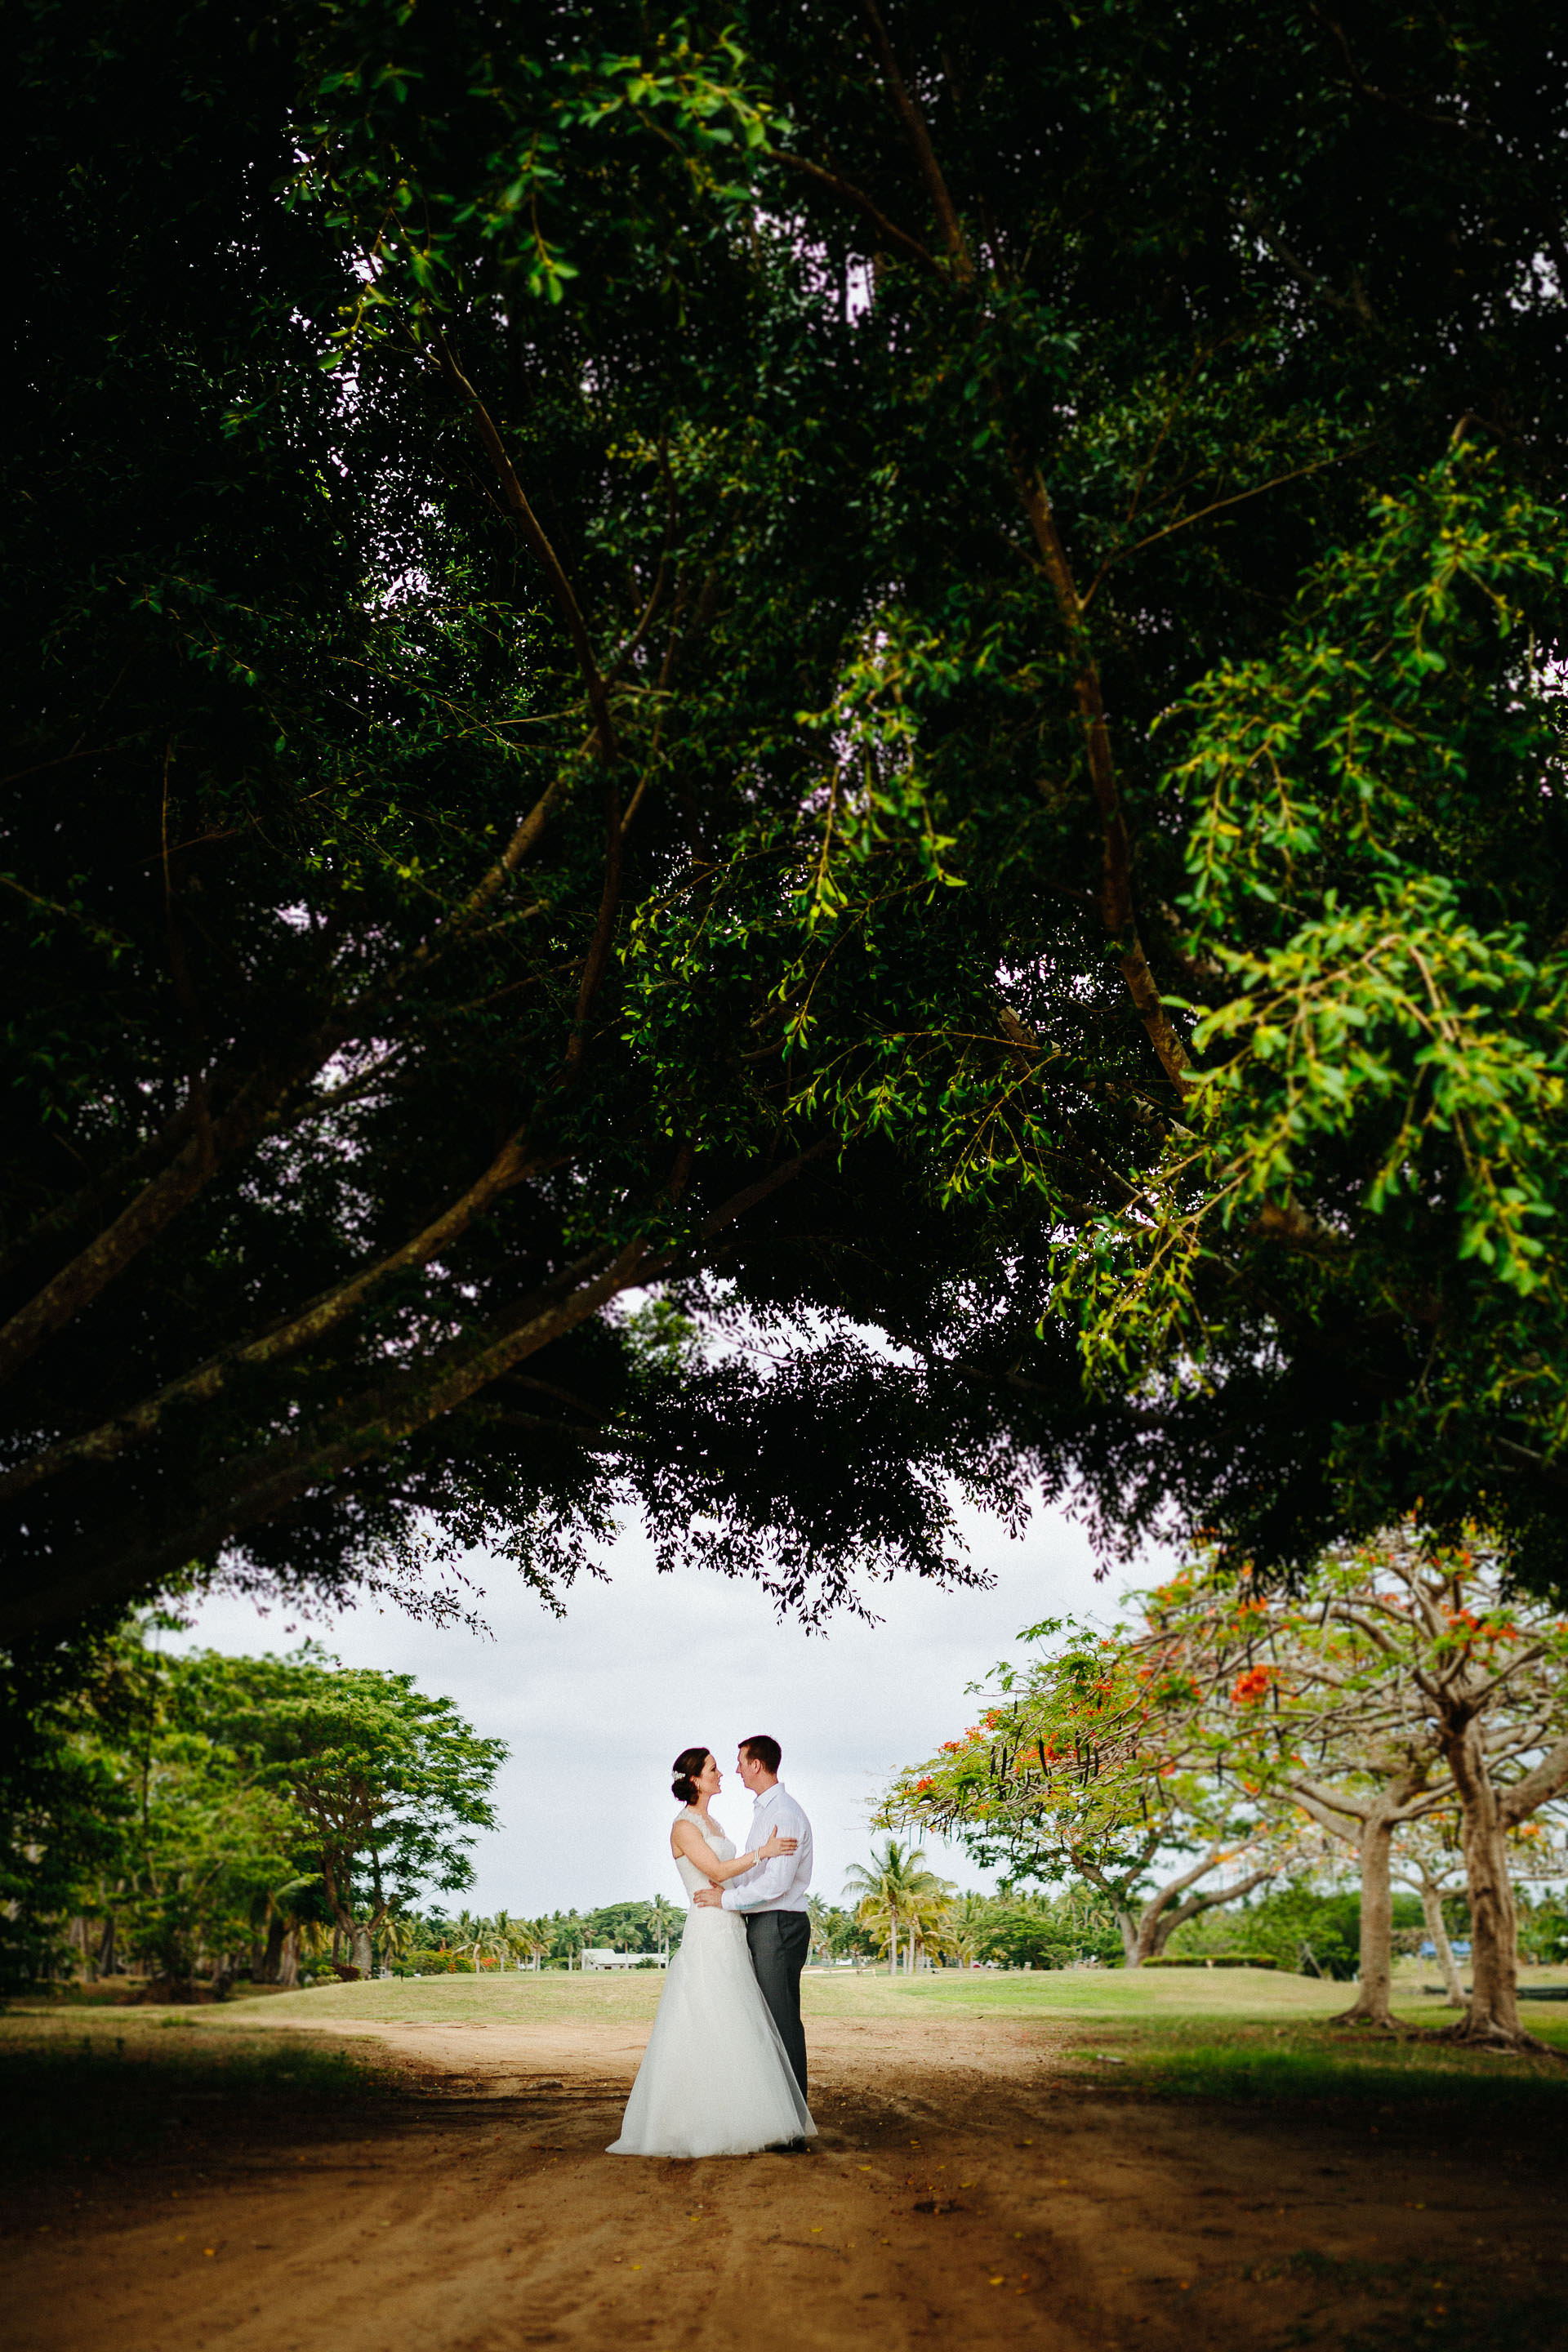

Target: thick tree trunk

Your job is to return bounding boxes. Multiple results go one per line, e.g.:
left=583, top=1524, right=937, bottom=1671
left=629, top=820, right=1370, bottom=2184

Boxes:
left=1129, top=1904, right=1165, bottom=1963
left=1137, top=1905, right=1180, bottom=1962
left=96, top=1913, right=116, bottom=1977
left=1418, top=1879, right=1465, bottom=2008
left=275, top=1927, right=301, bottom=1988
left=256, top=1918, right=287, bottom=1985
left=349, top=1922, right=373, bottom=1978
left=1441, top=1717, right=1541, bottom=2049
left=1130, top=1860, right=1278, bottom=1963
left=1330, top=1802, right=1397, bottom=2028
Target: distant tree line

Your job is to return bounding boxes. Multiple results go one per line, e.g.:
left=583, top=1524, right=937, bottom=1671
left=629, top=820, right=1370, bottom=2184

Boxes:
left=399, top=1899, right=685, bottom=1975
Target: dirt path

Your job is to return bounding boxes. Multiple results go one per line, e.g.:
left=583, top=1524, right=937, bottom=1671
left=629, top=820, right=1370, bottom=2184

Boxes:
left=7, top=2000, right=1565, bottom=2350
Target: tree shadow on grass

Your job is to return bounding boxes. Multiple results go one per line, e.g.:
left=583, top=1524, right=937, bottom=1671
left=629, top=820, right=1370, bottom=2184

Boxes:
left=0, top=2023, right=409, bottom=2221
left=1269, top=2252, right=1567, bottom=2352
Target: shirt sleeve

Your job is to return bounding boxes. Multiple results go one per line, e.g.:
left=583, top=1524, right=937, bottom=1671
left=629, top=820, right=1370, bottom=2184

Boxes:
left=720, top=1849, right=795, bottom=1910
left=720, top=1798, right=804, bottom=1911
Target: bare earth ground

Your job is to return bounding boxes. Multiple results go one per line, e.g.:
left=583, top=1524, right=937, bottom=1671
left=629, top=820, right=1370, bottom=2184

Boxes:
left=4, top=1970, right=1567, bottom=2352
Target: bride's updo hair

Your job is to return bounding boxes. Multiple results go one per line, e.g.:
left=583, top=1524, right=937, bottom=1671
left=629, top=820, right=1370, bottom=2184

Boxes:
left=671, top=1746, right=711, bottom=1804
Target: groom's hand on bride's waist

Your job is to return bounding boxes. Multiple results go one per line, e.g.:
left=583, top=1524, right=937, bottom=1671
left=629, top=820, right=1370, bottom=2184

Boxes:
left=693, top=1886, right=723, bottom=1908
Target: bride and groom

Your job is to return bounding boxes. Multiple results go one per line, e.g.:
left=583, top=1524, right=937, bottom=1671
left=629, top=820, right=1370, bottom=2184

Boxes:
left=608, top=1735, right=818, bottom=2158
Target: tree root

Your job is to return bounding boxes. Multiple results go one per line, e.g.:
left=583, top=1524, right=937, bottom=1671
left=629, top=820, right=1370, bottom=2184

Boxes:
left=1327, top=2006, right=1397, bottom=2031
left=1432, top=2018, right=1566, bottom=2059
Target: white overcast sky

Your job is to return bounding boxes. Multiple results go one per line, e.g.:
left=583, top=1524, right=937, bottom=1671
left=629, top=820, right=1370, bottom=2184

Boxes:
left=172, top=1497, right=1154, bottom=1918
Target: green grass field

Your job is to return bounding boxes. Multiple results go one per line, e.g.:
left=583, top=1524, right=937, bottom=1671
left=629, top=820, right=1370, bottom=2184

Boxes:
left=173, top=1955, right=1568, bottom=2029
left=13, top=1962, right=1566, bottom=2114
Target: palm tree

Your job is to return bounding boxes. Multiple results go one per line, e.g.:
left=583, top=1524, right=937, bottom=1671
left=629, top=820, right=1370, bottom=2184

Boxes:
left=448, top=1909, right=508, bottom=1971
left=490, top=1913, right=554, bottom=1971
left=247, top=1869, right=319, bottom=1984
left=946, top=1891, right=991, bottom=1968
left=297, top=1917, right=334, bottom=1980
left=472, top=1915, right=512, bottom=1972
left=378, top=1907, right=417, bottom=1972
left=844, top=1839, right=926, bottom=1975
left=805, top=1893, right=833, bottom=1965
left=645, top=1894, right=680, bottom=1960
left=905, top=1873, right=957, bottom=1971
left=522, top=1916, right=555, bottom=1970
left=845, top=1840, right=958, bottom=1973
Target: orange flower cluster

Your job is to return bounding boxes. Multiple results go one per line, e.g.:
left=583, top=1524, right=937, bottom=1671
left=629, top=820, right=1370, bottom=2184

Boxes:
left=1230, top=1664, right=1273, bottom=1706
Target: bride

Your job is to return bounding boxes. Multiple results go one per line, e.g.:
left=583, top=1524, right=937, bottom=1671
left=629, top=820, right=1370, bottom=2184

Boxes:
left=607, top=1746, right=817, bottom=2158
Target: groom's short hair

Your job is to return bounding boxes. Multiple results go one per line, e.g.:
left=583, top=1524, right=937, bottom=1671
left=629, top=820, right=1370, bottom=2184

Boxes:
left=739, top=1734, right=782, bottom=1775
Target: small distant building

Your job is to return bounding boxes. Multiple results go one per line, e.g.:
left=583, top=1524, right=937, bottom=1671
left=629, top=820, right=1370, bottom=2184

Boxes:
left=581, top=1949, right=668, bottom=1971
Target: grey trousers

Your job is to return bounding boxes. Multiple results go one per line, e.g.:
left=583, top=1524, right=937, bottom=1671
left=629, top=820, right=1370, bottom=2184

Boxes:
left=745, top=1909, right=811, bottom=2102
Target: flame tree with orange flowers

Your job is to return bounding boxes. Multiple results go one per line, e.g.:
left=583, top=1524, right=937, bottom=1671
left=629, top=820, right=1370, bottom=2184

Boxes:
left=1129, top=1548, right=1459, bottom=2033
left=1119, top=1530, right=1568, bottom=2050
left=889, top=1530, right=1568, bottom=2042
left=880, top=1617, right=1296, bottom=1967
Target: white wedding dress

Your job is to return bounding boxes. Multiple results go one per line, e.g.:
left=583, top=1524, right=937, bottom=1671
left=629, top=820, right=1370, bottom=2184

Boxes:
left=607, top=1811, right=817, bottom=2158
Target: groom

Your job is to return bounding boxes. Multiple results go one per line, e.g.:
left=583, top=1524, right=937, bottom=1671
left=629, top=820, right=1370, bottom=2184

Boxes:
left=692, top=1734, right=813, bottom=2104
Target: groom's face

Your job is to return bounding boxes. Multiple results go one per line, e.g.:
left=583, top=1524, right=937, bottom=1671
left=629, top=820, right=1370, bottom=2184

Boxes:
left=737, top=1747, right=763, bottom=1791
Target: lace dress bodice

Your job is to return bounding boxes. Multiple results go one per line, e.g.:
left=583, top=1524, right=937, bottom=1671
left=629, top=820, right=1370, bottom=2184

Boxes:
left=672, top=1809, right=734, bottom=1902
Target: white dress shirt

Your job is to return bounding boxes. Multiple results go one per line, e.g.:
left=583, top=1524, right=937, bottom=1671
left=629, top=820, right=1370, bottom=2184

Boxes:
left=720, top=1780, right=813, bottom=1913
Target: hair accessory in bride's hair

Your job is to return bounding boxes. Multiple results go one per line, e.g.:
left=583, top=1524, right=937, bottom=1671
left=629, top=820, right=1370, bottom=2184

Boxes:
left=671, top=1745, right=711, bottom=1804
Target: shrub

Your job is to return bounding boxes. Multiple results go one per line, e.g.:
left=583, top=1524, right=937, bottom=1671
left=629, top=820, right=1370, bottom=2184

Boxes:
left=1142, top=1953, right=1278, bottom=1969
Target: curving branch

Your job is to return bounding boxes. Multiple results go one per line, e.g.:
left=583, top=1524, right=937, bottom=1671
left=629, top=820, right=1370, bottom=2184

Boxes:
left=430, top=334, right=617, bottom=764
left=0, top=1129, right=563, bottom=1504
left=859, top=0, right=973, bottom=281
left=1006, top=455, right=1189, bottom=1090
left=766, top=149, right=942, bottom=277
left=844, top=16, right=1188, bottom=1094
left=0, top=1047, right=334, bottom=1391
left=2, top=1237, right=648, bottom=1642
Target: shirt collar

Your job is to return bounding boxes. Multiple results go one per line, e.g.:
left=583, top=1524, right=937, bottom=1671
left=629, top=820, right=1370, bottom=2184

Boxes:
left=753, top=1780, right=783, bottom=1806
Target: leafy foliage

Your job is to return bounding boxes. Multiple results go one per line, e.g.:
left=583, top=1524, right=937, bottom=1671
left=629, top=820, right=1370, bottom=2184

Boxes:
left=174, top=1646, right=505, bottom=1970
left=0, top=1629, right=502, bottom=1987
left=884, top=1615, right=1294, bottom=1960
left=888, top=1522, right=1568, bottom=2035
left=9, top=0, right=1568, bottom=1652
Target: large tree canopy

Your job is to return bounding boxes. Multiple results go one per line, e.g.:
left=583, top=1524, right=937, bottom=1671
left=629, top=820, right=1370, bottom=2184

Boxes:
left=5, top=0, right=1050, bottom=1640
left=737, top=1, right=1568, bottom=1591
left=7, top=0, right=1568, bottom=1646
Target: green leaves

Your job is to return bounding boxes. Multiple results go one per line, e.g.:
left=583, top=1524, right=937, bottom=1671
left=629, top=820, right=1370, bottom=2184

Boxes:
left=12, top=0, right=1568, bottom=1642
left=174, top=1646, right=507, bottom=1932
left=1177, top=448, right=1568, bottom=947
left=1051, top=448, right=1568, bottom=1540
left=293, top=1, right=775, bottom=360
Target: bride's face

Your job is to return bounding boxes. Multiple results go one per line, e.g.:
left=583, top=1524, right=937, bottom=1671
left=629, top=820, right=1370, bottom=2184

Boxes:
left=696, top=1753, right=721, bottom=1800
